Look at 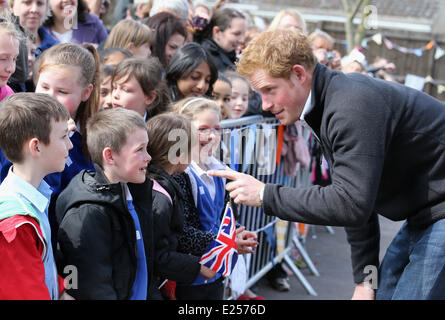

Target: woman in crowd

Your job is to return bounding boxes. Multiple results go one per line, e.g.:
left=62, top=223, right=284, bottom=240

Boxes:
left=11, top=0, right=58, bottom=57
left=196, top=7, right=247, bottom=72
left=43, top=0, right=108, bottom=46
left=144, top=11, right=187, bottom=68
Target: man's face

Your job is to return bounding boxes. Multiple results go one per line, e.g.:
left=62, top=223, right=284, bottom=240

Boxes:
left=249, top=67, right=310, bottom=126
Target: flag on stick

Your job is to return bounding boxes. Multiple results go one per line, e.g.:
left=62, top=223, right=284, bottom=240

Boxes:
left=200, top=202, right=238, bottom=277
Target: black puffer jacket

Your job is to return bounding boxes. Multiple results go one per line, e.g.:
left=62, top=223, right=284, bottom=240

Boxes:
left=55, top=164, right=157, bottom=300
left=149, top=165, right=201, bottom=287
left=201, top=38, right=236, bottom=72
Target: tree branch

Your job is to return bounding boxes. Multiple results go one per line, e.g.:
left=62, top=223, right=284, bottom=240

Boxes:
left=341, top=0, right=351, bottom=14
left=351, top=0, right=365, bottom=19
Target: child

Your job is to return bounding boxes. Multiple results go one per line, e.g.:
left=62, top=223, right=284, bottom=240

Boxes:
left=146, top=113, right=217, bottom=299
left=99, top=47, right=132, bottom=67
left=212, top=72, right=232, bottom=119
left=55, top=108, right=154, bottom=300
left=145, top=11, right=188, bottom=68
left=172, top=97, right=258, bottom=300
left=99, top=64, right=114, bottom=110
left=0, top=13, right=25, bottom=181
left=112, top=57, right=171, bottom=120
left=0, top=13, right=20, bottom=101
left=166, top=42, right=218, bottom=102
left=0, top=93, right=73, bottom=299
left=224, top=71, right=249, bottom=119
left=34, top=42, right=99, bottom=194
left=104, top=19, right=153, bottom=58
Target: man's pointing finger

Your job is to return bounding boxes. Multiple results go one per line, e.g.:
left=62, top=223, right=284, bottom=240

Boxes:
left=207, top=167, right=241, bottom=181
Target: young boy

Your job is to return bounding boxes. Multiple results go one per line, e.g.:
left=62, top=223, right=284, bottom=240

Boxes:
left=55, top=108, right=156, bottom=300
left=0, top=93, right=73, bottom=299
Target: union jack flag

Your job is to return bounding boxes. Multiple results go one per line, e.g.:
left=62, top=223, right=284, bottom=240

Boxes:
left=200, top=202, right=238, bottom=277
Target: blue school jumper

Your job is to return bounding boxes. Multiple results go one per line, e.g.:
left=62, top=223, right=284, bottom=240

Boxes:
left=188, top=169, right=226, bottom=285
left=60, top=131, right=95, bottom=194
left=0, top=148, right=10, bottom=182
left=48, top=131, right=95, bottom=247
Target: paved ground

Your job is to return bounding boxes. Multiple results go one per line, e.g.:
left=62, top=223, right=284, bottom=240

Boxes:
left=253, top=216, right=404, bottom=300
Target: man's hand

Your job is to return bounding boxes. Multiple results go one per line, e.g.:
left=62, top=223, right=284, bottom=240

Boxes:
left=235, top=226, right=258, bottom=254
left=208, top=167, right=265, bottom=207
left=351, top=283, right=375, bottom=300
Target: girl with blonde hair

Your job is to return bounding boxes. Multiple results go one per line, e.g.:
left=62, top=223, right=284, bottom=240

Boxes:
left=34, top=42, right=100, bottom=193
left=171, top=97, right=257, bottom=300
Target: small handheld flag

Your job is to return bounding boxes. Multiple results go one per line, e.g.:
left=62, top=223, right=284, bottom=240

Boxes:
left=200, top=202, right=238, bottom=277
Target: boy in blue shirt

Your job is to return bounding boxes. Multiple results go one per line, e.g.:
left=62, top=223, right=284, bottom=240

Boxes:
left=55, top=108, right=156, bottom=299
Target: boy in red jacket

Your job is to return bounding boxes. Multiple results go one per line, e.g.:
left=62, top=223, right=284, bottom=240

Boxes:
left=0, top=93, right=73, bottom=299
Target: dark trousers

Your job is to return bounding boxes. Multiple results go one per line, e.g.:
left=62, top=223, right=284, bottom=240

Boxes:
left=175, top=277, right=224, bottom=300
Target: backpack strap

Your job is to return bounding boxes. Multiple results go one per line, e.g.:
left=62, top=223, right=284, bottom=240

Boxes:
left=152, top=179, right=173, bottom=205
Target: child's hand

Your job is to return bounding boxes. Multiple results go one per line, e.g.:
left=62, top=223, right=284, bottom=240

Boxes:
left=200, top=265, right=217, bottom=280
left=67, top=118, right=76, bottom=132
left=235, top=226, right=258, bottom=254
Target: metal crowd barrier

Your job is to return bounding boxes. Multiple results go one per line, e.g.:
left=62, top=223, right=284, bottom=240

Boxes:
left=219, top=115, right=320, bottom=298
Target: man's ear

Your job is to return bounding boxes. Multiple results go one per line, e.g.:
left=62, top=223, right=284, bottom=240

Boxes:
left=81, top=84, right=94, bottom=102
left=102, top=147, right=114, bottom=166
left=290, top=64, right=308, bottom=84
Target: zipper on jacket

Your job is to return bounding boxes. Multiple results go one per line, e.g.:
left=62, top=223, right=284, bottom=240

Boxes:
left=96, top=186, right=111, bottom=192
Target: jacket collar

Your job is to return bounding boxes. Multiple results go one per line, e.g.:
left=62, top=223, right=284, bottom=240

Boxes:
left=304, top=63, right=340, bottom=138
left=202, top=38, right=237, bottom=63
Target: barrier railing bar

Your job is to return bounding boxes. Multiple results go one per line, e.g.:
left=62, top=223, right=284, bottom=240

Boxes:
left=292, top=232, right=320, bottom=277
left=221, top=116, right=320, bottom=298
left=283, top=252, right=318, bottom=296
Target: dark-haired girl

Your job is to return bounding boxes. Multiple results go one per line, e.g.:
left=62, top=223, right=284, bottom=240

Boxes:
left=196, top=7, right=247, bottom=72
left=166, top=42, right=218, bottom=102
left=144, top=11, right=187, bottom=68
